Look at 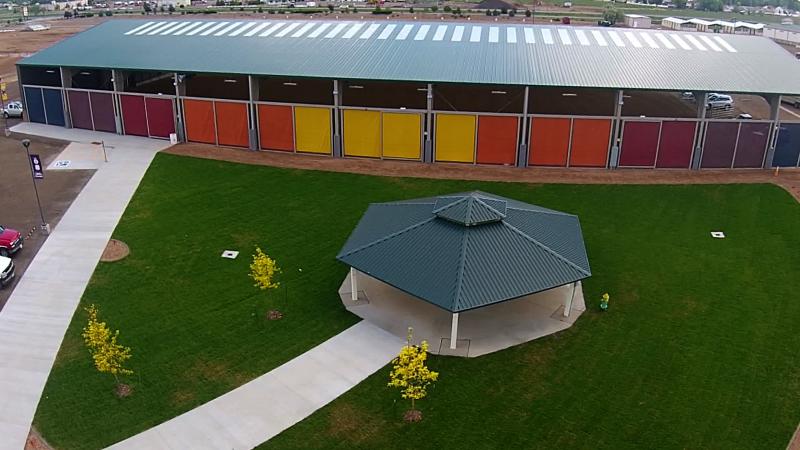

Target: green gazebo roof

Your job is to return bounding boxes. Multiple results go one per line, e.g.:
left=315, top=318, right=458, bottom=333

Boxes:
left=337, top=191, right=591, bottom=313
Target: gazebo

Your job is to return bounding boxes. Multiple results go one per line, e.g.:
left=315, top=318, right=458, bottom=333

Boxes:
left=337, top=191, right=592, bottom=356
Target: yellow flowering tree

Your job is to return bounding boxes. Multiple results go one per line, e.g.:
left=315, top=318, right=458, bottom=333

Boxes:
left=81, top=305, right=133, bottom=392
left=388, top=328, right=439, bottom=422
left=249, top=246, right=280, bottom=290
left=600, top=292, right=610, bottom=311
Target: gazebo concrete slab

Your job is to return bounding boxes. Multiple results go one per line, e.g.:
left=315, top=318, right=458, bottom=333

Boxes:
left=339, top=271, right=586, bottom=357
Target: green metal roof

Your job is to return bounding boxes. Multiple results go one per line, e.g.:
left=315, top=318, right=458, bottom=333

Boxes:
left=18, top=19, right=800, bottom=94
left=337, top=192, right=591, bottom=313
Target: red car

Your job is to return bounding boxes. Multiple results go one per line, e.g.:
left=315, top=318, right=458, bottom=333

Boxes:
left=0, top=225, right=23, bottom=257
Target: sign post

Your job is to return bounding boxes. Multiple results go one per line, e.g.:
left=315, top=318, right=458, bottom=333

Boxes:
left=22, top=140, right=49, bottom=234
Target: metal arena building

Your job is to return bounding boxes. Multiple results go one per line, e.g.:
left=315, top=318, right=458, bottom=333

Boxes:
left=16, top=18, right=800, bottom=168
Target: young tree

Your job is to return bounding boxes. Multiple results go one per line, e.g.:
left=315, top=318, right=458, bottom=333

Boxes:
left=249, top=246, right=280, bottom=290
left=388, top=328, right=439, bottom=422
left=82, top=305, right=134, bottom=394
left=602, top=4, right=623, bottom=24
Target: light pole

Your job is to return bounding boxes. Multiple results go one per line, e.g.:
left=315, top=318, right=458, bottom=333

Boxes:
left=21, top=139, right=49, bottom=235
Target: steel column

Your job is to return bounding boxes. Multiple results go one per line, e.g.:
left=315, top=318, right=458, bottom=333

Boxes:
left=608, top=89, right=624, bottom=168
left=765, top=94, right=781, bottom=168
left=332, top=80, right=342, bottom=158
left=248, top=75, right=258, bottom=151
left=424, top=83, right=433, bottom=163
left=59, top=67, right=72, bottom=128
left=691, top=92, right=708, bottom=170
left=111, top=69, right=123, bottom=134
left=174, top=73, right=186, bottom=142
left=516, top=86, right=530, bottom=167
left=16, top=65, right=26, bottom=125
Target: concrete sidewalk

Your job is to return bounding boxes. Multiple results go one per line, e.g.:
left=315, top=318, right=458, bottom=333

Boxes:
left=108, top=321, right=403, bottom=450
left=0, top=123, right=171, bottom=450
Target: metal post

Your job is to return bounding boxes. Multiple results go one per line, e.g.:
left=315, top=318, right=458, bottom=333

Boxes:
left=692, top=92, right=708, bottom=170
left=517, top=86, right=530, bottom=168
left=765, top=94, right=781, bottom=168
left=424, top=83, right=433, bottom=163
left=21, top=139, right=49, bottom=235
left=349, top=267, right=358, bottom=302
left=332, top=80, right=342, bottom=158
left=564, top=282, right=577, bottom=317
left=449, top=313, right=459, bottom=350
left=248, top=75, right=258, bottom=151
left=608, top=89, right=624, bottom=169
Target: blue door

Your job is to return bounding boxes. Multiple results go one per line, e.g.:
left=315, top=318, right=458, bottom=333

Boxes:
left=42, top=88, right=65, bottom=126
left=773, top=123, right=800, bottom=167
left=24, top=87, right=46, bottom=124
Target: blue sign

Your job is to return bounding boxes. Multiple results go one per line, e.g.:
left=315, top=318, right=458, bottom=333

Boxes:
left=29, top=154, right=44, bottom=179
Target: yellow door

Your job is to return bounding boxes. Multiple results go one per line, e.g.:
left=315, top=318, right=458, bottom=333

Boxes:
left=343, top=109, right=381, bottom=158
left=435, top=114, right=476, bottom=163
left=382, top=112, right=422, bottom=160
left=294, top=106, right=332, bottom=154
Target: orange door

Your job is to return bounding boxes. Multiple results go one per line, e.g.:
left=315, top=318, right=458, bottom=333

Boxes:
left=183, top=99, right=216, bottom=144
left=569, top=119, right=611, bottom=167
left=476, top=115, right=518, bottom=165
left=215, top=101, right=250, bottom=148
left=258, top=104, right=294, bottom=151
left=529, top=117, right=571, bottom=166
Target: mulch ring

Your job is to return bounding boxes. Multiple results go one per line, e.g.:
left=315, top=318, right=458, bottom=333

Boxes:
left=115, top=383, right=133, bottom=399
left=101, top=239, right=130, bottom=262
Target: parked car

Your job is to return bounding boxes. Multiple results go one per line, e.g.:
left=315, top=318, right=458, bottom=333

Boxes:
left=706, top=93, right=733, bottom=110
left=0, top=225, right=23, bottom=257
left=2, top=101, right=23, bottom=119
left=0, top=255, right=14, bottom=288
left=597, top=19, right=613, bottom=26
left=781, top=96, right=800, bottom=109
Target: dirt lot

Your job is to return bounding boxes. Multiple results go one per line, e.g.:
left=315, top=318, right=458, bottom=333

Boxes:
left=168, top=143, right=800, bottom=202
left=0, top=17, right=103, bottom=102
left=0, top=133, right=94, bottom=310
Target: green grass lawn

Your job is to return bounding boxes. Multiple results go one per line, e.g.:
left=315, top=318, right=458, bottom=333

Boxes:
left=35, top=153, right=800, bottom=449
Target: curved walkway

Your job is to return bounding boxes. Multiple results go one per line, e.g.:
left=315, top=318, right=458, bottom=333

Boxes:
left=0, top=123, right=170, bottom=450
left=107, top=321, right=402, bottom=450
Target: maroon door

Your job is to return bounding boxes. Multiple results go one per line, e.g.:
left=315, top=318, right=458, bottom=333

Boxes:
left=90, top=92, right=116, bottom=133
left=68, top=90, right=93, bottom=130
left=121, top=95, right=148, bottom=137
left=656, top=121, right=696, bottom=169
left=145, top=97, right=175, bottom=139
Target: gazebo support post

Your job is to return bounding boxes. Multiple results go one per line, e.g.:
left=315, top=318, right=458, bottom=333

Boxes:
left=449, top=313, right=459, bottom=349
left=349, top=267, right=358, bottom=302
left=564, top=282, right=577, bottom=317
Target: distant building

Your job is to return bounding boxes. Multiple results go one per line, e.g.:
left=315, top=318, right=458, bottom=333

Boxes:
left=154, top=0, right=190, bottom=6
left=661, top=17, right=763, bottom=35
left=764, top=23, right=800, bottom=45
left=624, top=14, right=651, bottom=29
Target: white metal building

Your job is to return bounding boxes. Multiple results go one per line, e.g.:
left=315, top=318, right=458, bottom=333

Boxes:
left=625, top=14, right=652, bottom=29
